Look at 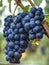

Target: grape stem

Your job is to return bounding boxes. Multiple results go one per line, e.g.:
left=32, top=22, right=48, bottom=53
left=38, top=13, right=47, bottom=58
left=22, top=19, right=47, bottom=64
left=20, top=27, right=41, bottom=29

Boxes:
left=9, top=2, right=12, bottom=13
left=42, top=21, right=49, bottom=38
left=15, top=0, right=24, bottom=9
left=13, top=5, right=18, bottom=16
left=15, top=0, right=35, bottom=9
left=28, top=0, right=35, bottom=6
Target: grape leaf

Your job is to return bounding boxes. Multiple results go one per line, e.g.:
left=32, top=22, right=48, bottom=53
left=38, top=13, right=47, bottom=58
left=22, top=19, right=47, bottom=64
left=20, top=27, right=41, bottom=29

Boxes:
left=33, top=0, right=42, bottom=6
left=45, top=16, right=49, bottom=25
left=23, top=5, right=30, bottom=12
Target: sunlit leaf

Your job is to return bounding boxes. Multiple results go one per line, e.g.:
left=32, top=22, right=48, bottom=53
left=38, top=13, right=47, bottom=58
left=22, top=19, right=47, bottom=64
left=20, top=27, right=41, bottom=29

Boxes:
left=23, top=5, right=30, bottom=12
left=45, top=16, right=49, bottom=25
left=33, top=0, right=42, bottom=6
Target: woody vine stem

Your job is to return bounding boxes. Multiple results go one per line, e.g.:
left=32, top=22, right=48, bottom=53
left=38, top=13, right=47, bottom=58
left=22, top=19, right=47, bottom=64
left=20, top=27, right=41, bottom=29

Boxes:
left=14, top=0, right=49, bottom=16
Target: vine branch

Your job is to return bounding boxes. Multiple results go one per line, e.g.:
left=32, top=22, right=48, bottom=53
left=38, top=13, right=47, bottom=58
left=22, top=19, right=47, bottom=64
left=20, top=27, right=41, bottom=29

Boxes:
left=28, top=0, right=35, bottom=6
left=42, top=21, right=49, bottom=38
left=15, top=0, right=24, bottom=9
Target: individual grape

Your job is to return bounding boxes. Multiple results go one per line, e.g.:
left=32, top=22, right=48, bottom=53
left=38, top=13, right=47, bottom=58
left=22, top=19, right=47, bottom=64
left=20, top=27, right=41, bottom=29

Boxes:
left=14, top=28, right=19, bottom=34
left=16, top=23, right=22, bottom=29
left=4, top=15, right=13, bottom=26
left=8, top=51, right=14, bottom=57
left=40, top=14, right=45, bottom=21
left=35, top=11, right=41, bottom=16
left=37, top=7, right=42, bottom=12
left=19, top=28, right=24, bottom=33
left=14, top=45, right=19, bottom=50
left=35, top=20, right=41, bottom=25
left=33, top=26, right=41, bottom=33
left=30, top=20, right=36, bottom=28
left=20, top=34, right=27, bottom=40
left=23, top=15, right=30, bottom=22
left=28, top=12, right=34, bottom=18
left=29, top=34, right=36, bottom=40
left=15, top=41, right=20, bottom=45
left=18, top=48, right=25, bottom=53
left=21, top=12, right=28, bottom=18
left=10, top=23, right=15, bottom=29
left=8, top=28, right=13, bottom=34
left=30, top=7, right=37, bottom=13
left=8, top=34, right=14, bottom=40
left=4, top=22, right=10, bottom=27
left=6, top=55, right=11, bottom=61
left=8, top=42, right=15, bottom=48
left=41, top=29, right=46, bottom=34
left=4, top=31, right=8, bottom=37
left=14, top=34, right=20, bottom=40
left=5, top=50, right=8, bottom=55
left=28, top=29, right=34, bottom=34
left=16, top=14, right=22, bottom=21
left=36, top=32, right=43, bottom=39
left=20, top=40, right=28, bottom=48
left=22, top=20, right=27, bottom=25
left=24, top=22, right=30, bottom=31
left=14, top=52, right=21, bottom=59
left=34, top=15, right=41, bottom=21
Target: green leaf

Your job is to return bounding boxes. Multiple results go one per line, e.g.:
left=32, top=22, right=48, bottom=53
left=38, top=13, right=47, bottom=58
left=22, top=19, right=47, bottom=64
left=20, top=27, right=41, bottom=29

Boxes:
left=0, top=1, right=2, bottom=7
left=45, top=0, right=49, bottom=3
left=45, top=16, right=49, bottom=25
left=33, top=0, right=42, bottom=6
left=0, top=6, right=6, bottom=16
left=44, top=3, right=49, bottom=14
left=23, top=5, right=30, bottom=12
left=8, top=0, right=12, bottom=3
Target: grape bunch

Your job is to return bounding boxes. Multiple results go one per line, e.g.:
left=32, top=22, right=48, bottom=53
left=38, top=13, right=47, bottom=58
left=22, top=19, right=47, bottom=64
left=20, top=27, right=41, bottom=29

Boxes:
left=3, top=12, right=29, bottom=63
left=3, top=7, right=46, bottom=64
left=22, top=7, right=45, bottom=40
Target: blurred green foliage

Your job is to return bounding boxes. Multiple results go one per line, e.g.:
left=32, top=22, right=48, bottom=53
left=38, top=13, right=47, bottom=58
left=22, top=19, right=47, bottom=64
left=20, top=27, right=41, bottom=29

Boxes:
left=0, top=6, right=6, bottom=16
left=33, top=0, right=42, bottom=6
left=0, top=33, right=6, bottom=52
left=0, top=0, right=3, bottom=7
